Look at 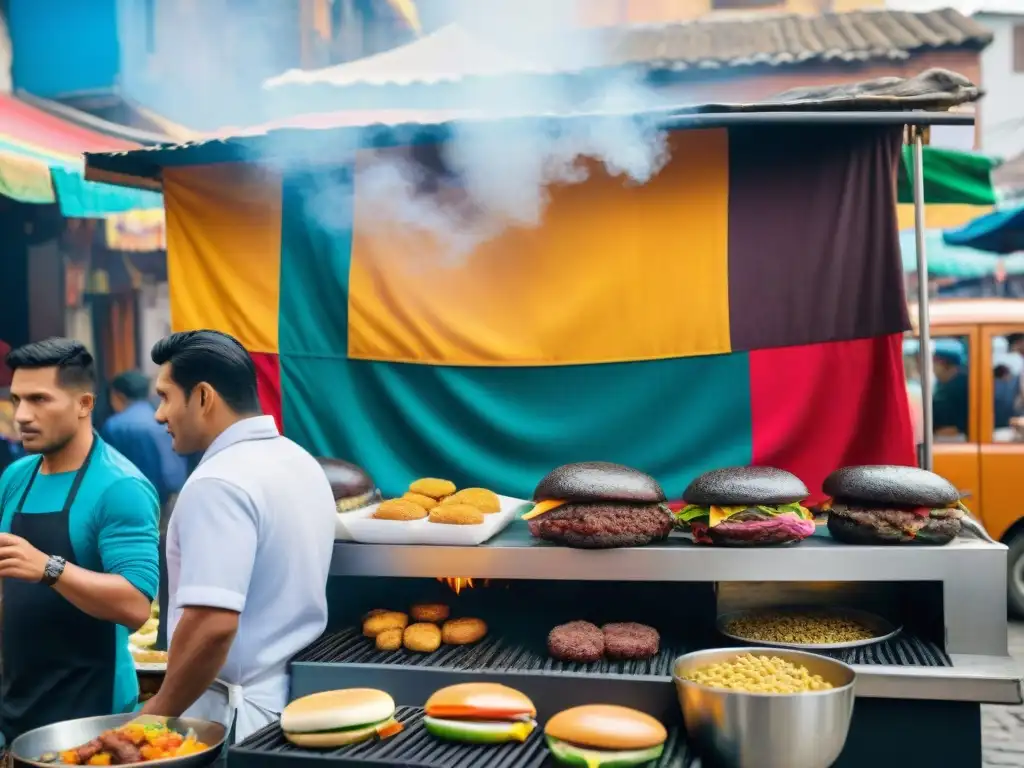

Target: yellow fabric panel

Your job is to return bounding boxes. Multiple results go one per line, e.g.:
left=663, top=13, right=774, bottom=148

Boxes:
left=897, top=203, right=992, bottom=232
left=164, top=164, right=283, bottom=353
left=348, top=129, right=731, bottom=366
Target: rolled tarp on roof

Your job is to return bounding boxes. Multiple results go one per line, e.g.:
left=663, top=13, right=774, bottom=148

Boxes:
left=0, top=92, right=160, bottom=216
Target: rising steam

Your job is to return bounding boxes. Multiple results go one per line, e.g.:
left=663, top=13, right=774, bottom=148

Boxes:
left=273, top=0, right=673, bottom=262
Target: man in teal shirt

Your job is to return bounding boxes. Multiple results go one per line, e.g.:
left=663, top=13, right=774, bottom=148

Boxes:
left=0, top=339, right=159, bottom=744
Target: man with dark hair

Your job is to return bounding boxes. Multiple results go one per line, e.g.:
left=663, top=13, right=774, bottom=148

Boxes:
left=102, top=370, right=187, bottom=518
left=0, top=338, right=159, bottom=743
left=140, top=330, right=334, bottom=743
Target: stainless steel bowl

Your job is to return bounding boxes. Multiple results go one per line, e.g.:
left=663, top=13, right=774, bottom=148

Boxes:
left=673, top=647, right=856, bottom=768
left=10, top=714, right=227, bottom=768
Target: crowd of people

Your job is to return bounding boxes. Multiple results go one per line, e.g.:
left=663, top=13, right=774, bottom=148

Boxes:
left=0, top=331, right=337, bottom=749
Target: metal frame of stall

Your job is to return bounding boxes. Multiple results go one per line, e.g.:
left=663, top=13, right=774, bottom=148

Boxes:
left=85, top=108, right=1016, bottom=768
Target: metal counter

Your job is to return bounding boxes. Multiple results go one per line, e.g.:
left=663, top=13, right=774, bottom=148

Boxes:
left=330, top=525, right=1011, bottom=657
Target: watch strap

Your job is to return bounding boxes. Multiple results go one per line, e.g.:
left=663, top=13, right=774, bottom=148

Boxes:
left=42, top=555, right=66, bottom=586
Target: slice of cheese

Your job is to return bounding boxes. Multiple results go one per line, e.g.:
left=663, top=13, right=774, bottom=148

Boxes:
left=708, top=505, right=746, bottom=527
left=521, top=499, right=566, bottom=520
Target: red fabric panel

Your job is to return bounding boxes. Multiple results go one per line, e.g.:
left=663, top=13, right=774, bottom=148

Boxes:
left=250, top=352, right=283, bottom=433
left=749, top=334, right=915, bottom=504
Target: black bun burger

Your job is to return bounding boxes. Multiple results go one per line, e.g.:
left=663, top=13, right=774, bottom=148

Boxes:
left=317, top=457, right=378, bottom=512
left=522, top=462, right=673, bottom=549
left=677, top=466, right=814, bottom=546
left=823, top=465, right=965, bottom=545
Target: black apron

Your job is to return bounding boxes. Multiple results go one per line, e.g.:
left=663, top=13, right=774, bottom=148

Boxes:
left=0, top=439, right=118, bottom=742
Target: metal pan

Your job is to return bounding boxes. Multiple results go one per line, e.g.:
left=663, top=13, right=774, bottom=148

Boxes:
left=717, top=606, right=902, bottom=651
left=10, top=714, right=226, bottom=768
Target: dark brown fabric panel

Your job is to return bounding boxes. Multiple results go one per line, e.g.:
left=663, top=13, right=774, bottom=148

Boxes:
left=727, top=124, right=910, bottom=352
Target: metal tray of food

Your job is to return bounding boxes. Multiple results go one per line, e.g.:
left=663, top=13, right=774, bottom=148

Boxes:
left=716, top=606, right=902, bottom=651
left=10, top=714, right=225, bottom=768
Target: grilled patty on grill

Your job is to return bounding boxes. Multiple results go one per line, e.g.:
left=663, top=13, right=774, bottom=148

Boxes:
left=547, top=621, right=605, bottom=663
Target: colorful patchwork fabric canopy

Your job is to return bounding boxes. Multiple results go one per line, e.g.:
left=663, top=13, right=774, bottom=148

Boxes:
left=160, top=122, right=915, bottom=502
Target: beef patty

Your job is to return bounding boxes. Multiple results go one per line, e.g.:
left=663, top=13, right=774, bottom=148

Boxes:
left=602, top=622, right=660, bottom=660
left=528, top=503, right=673, bottom=549
left=828, top=501, right=962, bottom=545
left=548, top=621, right=605, bottom=663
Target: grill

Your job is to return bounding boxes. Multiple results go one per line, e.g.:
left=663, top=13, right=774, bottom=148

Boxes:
left=230, top=707, right=694, bottom=768
left=295, top=627, right=951, bottom=673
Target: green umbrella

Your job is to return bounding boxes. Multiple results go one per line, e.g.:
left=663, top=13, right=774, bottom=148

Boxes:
left=897, top=145, right=996, bottom=206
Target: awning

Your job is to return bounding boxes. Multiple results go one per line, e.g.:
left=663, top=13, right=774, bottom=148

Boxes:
left=900, top=229, right=1008, bottom=278
left=0, top=92, right=160, bottom=216
left=264, top=23, right=531, bottom=89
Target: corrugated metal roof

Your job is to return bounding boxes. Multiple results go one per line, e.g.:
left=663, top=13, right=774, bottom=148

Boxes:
left=263, top=8, right=992, bottom=90
left=85, top=68, right=979, bottom=188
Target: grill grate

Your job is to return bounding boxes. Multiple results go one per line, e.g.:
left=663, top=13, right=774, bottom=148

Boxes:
left=230, top=707, right=694, bottom=768
left=294, top=628, right=951, bottom=673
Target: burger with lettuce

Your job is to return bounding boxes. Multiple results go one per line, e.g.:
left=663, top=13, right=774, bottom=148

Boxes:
left=675, top=466, right=815, bottom=546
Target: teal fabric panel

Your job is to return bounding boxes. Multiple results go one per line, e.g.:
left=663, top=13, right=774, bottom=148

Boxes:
left=51, top=166, right=163, bottom=218
left=280, top=353, right=754, bottom=500
left=278, top=169, right=354, bottom=358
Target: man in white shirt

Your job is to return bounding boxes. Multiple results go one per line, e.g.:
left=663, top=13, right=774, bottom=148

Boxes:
left=139, top=330, right=336, bottom=742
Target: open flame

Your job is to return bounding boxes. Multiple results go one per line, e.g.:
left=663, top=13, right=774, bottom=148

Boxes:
left=436, top=577, right=490, bottom=595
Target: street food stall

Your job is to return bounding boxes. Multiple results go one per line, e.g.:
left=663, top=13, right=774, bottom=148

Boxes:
left=82, top=70, right=1021, bottom=768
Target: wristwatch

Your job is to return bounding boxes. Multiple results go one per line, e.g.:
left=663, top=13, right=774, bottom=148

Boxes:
left=41, top=555, right=66, bottom=586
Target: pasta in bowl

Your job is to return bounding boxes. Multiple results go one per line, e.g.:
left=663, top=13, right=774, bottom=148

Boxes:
left=673, top=648, right=855, bottom=768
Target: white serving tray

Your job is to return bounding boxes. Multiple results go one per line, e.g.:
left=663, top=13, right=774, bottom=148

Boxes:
left=337, top=494, right=530, bottom=546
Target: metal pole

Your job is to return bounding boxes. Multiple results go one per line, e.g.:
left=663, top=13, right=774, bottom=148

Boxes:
left=912, top=127, right=934, bottom=470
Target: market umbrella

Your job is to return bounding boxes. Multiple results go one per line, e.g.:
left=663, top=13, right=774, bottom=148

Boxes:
left=942, top=204, right=1024, bottom=254
left=900, top=229, right=1002, bottom=278
left=897, top=145, right=996, bottom=206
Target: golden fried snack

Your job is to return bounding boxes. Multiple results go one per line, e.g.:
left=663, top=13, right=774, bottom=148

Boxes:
left=410, top=603, right=450, bottom=623
left=375, top=628, right=403, bottom=651
left=442, top=488, right=501, bottom=513
left=362, top=611, right=409, bottom=638
left=409, top=478, right=457, bottom=499
left=373, top=499, right=428, bottom=521
left=442, top=617, right=488, bottom=645
left=428, top=504, right=485, bottom=526
left=403, top=622, right=443, bottom=653
left=402, top=492, right=438, bottom=510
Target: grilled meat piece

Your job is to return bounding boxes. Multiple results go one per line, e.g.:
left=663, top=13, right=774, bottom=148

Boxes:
left=528, top=503, right=673, bottom=549
left=827, top=501, right=962, bottom=545
left=98, top=732, right=142, bottom=764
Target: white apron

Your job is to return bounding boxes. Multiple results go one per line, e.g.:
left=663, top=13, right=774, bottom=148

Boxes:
left=182, top=669, right=289, bottom=744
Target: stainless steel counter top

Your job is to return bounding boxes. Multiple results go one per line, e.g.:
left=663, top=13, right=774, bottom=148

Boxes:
left=855, top=654, right=1022, bottom=704
left=330, top=524, right=1005, bottom=582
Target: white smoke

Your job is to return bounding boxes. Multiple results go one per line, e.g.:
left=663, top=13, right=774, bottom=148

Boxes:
left=275, top=0, right=673, bottom=262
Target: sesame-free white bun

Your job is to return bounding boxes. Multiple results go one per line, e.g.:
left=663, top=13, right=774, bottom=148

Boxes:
left=281, top=689, right=395, bottom=733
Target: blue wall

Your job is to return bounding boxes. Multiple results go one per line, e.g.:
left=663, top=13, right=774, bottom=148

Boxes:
left=117, top=0, right=300, bottom=131
left=9, top=0, right=120, bottom=97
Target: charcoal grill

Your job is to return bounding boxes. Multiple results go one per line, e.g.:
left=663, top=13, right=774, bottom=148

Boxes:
left=229, top=707, right=694, bottom=768
left=295, top=627, right=951, bottom=672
